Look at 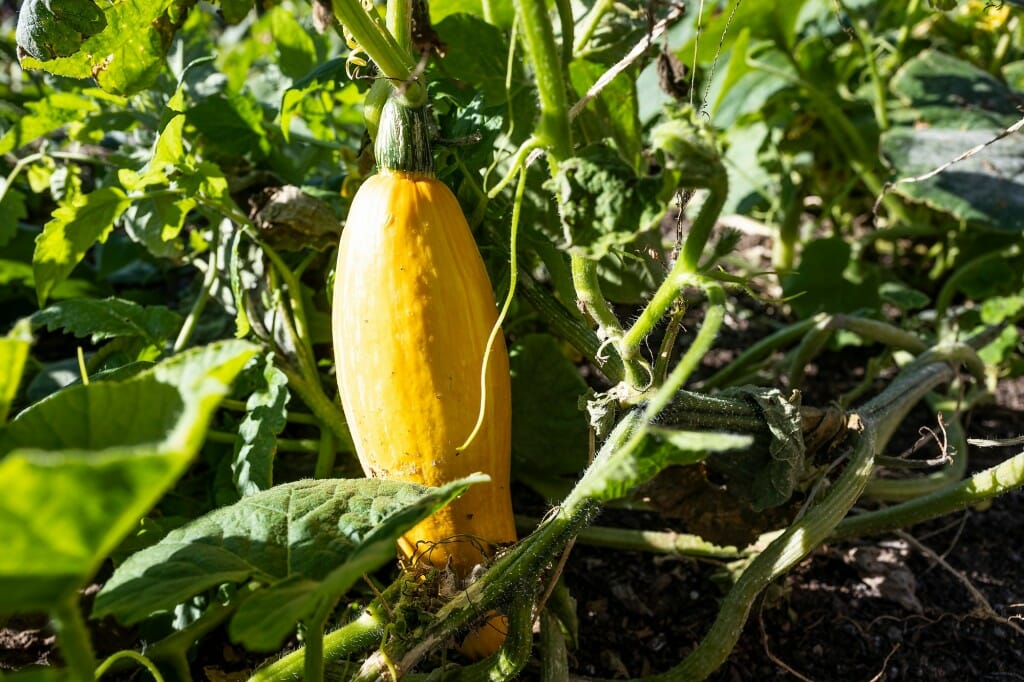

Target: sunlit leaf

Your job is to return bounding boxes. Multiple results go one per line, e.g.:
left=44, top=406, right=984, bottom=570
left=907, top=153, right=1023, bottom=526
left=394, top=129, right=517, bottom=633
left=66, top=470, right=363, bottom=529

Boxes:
left=18, top=0, right=178, bottom=96
left=94, top=475, right=483, bottom=651
left=32, top=187, right=131, bottom=307
left=0, top=320, right=32, bottom=425
left=31, top=297, right=182, bottom=346
left=0, top=340, right=258, bottom=612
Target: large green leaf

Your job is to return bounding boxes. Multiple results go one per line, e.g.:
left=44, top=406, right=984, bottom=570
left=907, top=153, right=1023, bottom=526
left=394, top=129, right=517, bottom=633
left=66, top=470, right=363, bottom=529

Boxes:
left=94, top=476, right=483, bottom=650
left=0, top=320, right=32, bottom=425
left=890, top=50, right=1020, bottom=129
left=0, top=340, right=258, bottom=613
left=509, top=335, right=589, bottom=488
left=882, top=128, right=1024, bottom=232
left=31, top=297, right=182, bottom=346
left=18, top=0, right=178, bottom=95
left=0, top=186, right=27, bottom=249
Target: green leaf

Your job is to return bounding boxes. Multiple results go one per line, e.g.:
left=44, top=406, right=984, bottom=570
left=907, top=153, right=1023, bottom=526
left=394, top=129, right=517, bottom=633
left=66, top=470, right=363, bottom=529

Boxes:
left=509, top=335, right=589, bottom=485
left=0, top=93, right=100, bottom=156
left=230, top=476, right=482, bottom=650
left=268, top=6, right=317, bottom=80
left=280, top=58, right=347, bottom=140
left=31, top=297, right=182, bottom=346
left=0, top=340, right=258, bottom=613
left=882, top=127, right=1024, bottom=232
left=782, top=237, right=881, bottom=317
left=434, top=14, right=514, bottom=107
left=219, top=0, right=255, bottom=24
left=0, top=320, right=32, bottom=425
left=93, top=476, right=483, bottom=646
left=576, top=413, right=752, bottom=503
left=543, top=146, right=665, bottom=259
left=0, top=187, right=27, bottom=248
left=18, top=0, right=178, bottom=96
left=569, top=59, right=643, bottom=170
left=231, top=355, right=289, bottom=497
left=15, top=0, right=106, bottom=61
left=891, top=50, right=1021, bottom=128
left=33, top=187, right=131, bottom=307
left=187, top=92, right=271, bottom=160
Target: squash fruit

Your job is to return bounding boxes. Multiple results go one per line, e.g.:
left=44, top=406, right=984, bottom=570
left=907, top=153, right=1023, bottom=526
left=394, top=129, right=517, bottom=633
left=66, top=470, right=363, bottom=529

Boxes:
left=332, top=96, right=516, bottom=650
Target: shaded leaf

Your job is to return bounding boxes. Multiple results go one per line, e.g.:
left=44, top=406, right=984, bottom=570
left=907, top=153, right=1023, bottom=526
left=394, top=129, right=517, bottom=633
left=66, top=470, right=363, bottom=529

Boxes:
left=891, top=50, right=1020, bottom=128
left=33, top=187, right=131, bottom=307
left=882, top=128, right=1024, bottom=232
left=31, top=297, right=181, bottom=346
left=711, top=387, right=806, bottom=511
left=0, top=93, right=100, bottom=156
left=509, top=335, right=589, bottom=485
left=0, top=340, right=258, bottom=612
left=782, top=237, right=881, bottom=317
left=0, top=187, right=27, bottom=249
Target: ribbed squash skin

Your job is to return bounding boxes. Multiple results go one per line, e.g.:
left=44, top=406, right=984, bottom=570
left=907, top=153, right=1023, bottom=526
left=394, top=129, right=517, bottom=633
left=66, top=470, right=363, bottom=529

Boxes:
left=332, top=170, right=516, bottom=579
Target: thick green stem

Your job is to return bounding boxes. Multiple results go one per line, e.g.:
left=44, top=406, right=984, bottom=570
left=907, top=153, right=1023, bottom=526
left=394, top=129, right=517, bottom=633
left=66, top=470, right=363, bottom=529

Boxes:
left=386, top=0, right=413, bottom=59
left=249, top=603, right=386, bottom=682
left=51, top=598, right=97, bottom=679
left=540, top=609, right=569, bottom=682
left=653, top=428, right=876, bottom=681
left=572, top=0, right=614, bottom=55
left=680, top=176, right=729, bottom=272
left=622, top=179, right=728, bottom=357
left=314, top=428, right=337, bottom=478
left=834, top=449, right=1024, bottom=540
left=303, top=617, right=326, bottom=682
left=643, top=283, right=726, bottom=417
left=516, top=518, right=743, bottom=559
left=331, top=0, right=425, bottom=105
left=515, top=0, right=573, bottom=160
left=570, top=255, right=640, bottom=386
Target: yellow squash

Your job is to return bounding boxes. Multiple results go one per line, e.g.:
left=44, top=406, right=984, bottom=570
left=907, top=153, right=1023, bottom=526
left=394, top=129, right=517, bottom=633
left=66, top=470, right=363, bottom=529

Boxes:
left=332, top=98, right=516, bottom=585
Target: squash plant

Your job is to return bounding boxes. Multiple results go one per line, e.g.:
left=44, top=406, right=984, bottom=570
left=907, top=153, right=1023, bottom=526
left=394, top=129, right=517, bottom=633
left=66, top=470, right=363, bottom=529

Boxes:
left=2, top=0, right=1024, bottom=680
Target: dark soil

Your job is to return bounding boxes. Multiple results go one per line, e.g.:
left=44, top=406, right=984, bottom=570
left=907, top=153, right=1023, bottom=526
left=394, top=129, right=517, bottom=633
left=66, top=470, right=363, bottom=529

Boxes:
left=557, top=359, right=1024, bottom=682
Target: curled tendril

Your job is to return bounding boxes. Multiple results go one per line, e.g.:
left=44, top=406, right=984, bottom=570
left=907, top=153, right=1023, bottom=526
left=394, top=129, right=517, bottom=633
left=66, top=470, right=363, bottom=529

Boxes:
left=342, top=0, right=375, bottom=79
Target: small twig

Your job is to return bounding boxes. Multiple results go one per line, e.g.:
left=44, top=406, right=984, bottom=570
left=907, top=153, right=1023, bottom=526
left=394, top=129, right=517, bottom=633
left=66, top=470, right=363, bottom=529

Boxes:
left=567, top=4, right=685, bottom=121
left=758, top=602, right=815, bottom=682
left=866, top=643, right=901, bottom=682
left=968, top=435, right=1024, bottom=448
left=895, top=530, right=1024, bottom=638
left=699, top=0, right=743, bottom=118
